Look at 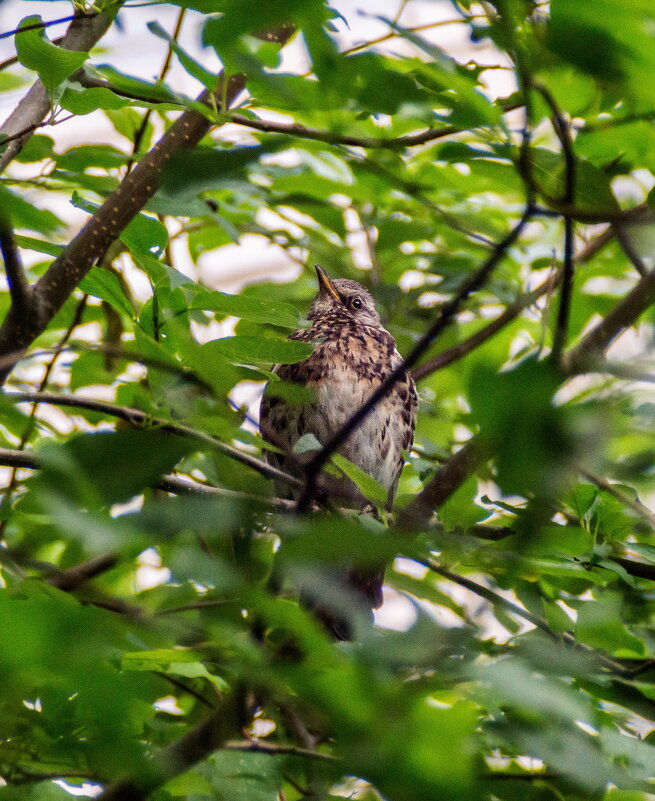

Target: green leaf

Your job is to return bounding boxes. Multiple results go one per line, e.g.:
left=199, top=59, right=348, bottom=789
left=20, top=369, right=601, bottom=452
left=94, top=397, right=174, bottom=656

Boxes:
left=71, top=192, right=168, bottom=258
left=189, top=287, right=300, bottom=327
left=162, top=144, right=277, bottom=195
left=532, top=148, right=620, bottom=216
left=96, top=64, right=183, bottom=104
left=576, top=594, right=646, bottom=656
left=147, top=21, right=218, bottom=90
left=78, top=267, right=135, bottom=318
left=197, top=751, right=285, bottom=801
left=60, top=84, right=129, bottom=114
left=14, top=235, right=62, bottom=257
left=15, top=16, right=88, bottom=92
left=204, top=336, right=313, bottom=364
left=0, top=185, right=61, bottom=234
left=292, top=432, right=322, bottom=455
left=332, top=453, right=389, bottom=507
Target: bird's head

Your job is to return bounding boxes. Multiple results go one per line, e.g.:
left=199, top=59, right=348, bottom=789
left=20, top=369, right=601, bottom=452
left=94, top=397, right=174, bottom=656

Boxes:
left=308, top=265, right=381, bottom=326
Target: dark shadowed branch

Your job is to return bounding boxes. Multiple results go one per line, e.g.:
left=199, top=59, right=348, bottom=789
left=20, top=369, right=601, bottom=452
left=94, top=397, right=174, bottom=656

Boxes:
left=0, top=212, right=31, bottom=315
left=97, top=696, right=238, bottom=801
left=535, top=84, right=576, bottom=363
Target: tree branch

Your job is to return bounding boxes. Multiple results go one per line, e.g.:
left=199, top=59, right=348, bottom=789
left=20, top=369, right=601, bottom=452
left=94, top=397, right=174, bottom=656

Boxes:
left=0, top=13, right=96, bottom=41
left=3, top=391, right=301, bottom=489
left=97, top=696, right=239, bottom=801
left=0, top=212, right=31, bottom=315
left=229, top=111, right=460, bottom=149
left=48, top=553, right=119, bottom=591
left=296, top=205, right=534, bottom=512
left=563, top=267, right=655, bottom=375
left=396, top=438, right=491, bottom=530
left=534, top=84, right=576, bottom=363
left=0, top=8, right=122, bottom=172
left=223, top=739, right=337, bottom=762
left=0, top=446, right=296, bottom=511
left=412, top=269, right=561, bottom=381
left=424, top=559, right=630, bottom=675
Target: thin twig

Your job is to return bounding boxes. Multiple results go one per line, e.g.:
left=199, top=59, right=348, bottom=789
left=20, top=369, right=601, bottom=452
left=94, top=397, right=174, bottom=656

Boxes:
left=0, top=294, right=87, bottom=540
left=535, top=84, right=576, bottom=363
left=223, top=739, right=337, bottom=762
left=296, top=206, right=534, bottom=512
left=48, top=553, right=119, bottom=591
left=0, top=446, right=296, bottom=510
left=412, top=269, right=561, bottom=381
left=0, top=7, right=122, bottom=172
left=126, top=6, right=186, bottom=172
left=230, top=112, right=460, bottom=150
left=425, top=559, right=631, bottom=675
left=614, top=224, right=648, bottom=277
left=155, top=671, right=215, bottom=709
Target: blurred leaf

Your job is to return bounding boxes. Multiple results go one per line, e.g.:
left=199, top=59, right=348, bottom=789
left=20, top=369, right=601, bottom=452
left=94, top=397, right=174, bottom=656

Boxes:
left=35, top=430, right=195, bottom=507
left=148, top=21, right=218, bottom=90
left=189, top=287, right=300, bottom=327
left=332, top=453, right=388, bottom=507
left=576, top=594, right=646, bottom=656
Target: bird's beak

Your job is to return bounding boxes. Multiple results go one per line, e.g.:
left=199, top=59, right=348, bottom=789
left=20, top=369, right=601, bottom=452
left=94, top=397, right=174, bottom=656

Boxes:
left=315, top=265, right=341, bottom=303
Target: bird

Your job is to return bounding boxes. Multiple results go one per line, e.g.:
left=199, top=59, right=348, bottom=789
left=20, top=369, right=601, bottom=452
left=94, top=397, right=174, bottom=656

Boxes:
left=259, top=265, right=417, bottom=640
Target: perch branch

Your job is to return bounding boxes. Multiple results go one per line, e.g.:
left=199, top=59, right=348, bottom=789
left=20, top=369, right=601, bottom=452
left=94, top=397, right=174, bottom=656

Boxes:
left=0, top=446, right=296, bottom=511
left=1, top=392, right=302, bottom=489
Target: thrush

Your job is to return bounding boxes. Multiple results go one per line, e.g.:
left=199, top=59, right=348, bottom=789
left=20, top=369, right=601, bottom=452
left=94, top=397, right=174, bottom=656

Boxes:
left=259, top=266, right=417, bottom=639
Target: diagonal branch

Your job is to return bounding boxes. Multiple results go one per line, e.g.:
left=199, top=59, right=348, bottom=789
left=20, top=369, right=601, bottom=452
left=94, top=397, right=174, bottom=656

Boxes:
left=295, top=205, right=535, bottom=512
left=563, top=267, right=655, bottom=375
left=0, top=27, right=295, bottom=383
left=229, top=111, right=460, bottom=149
left=412, top=269, right=561, bottom=381
left=0, top=445, right=296, bottom=510
left=396, top=438, right=491, bottom=530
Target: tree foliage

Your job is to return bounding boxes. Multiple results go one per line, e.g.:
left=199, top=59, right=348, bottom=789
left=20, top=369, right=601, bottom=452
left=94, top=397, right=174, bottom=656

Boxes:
left=2, top=0, right=655, bottom=799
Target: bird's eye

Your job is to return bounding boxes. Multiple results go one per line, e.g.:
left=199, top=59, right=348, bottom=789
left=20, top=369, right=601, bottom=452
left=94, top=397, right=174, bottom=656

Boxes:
left=351, top=297, right=363, bottom=309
